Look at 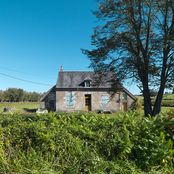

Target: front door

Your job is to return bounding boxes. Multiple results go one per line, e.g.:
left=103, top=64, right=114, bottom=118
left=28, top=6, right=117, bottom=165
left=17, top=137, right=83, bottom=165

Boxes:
left=85, top=94, right=92, bottom=111
left=123, top=102, right=128, bottom=111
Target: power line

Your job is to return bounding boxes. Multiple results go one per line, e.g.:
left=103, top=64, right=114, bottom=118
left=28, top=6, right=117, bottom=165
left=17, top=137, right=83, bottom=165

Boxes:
left=0, top=66, right=55, bottom=80
left=0, top=72, right=52, bottom=87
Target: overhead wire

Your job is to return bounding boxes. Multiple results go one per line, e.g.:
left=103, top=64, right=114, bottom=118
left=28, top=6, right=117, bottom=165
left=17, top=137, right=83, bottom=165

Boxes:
left=0, top=66, right=55, bottom=80
left=0, top=72, right=52, bottom=87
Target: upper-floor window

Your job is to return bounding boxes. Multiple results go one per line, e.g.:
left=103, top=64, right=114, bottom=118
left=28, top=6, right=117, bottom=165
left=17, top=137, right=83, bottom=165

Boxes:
left=84, top=80, right=91, bottom=88
left=122, top=93, right=127, bottom=100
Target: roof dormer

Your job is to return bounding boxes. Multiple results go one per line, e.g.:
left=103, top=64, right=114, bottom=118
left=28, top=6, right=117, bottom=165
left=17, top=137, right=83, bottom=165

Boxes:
left=84, top=80, right=91, bottom=88
left=78, top=77, right=92, bottom=88
left=84, top=77, right=92, bottom=88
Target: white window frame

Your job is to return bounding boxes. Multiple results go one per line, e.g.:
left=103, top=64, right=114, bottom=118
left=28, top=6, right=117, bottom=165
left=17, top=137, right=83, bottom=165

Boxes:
left=100, top=94, right=110, bottom=107
left=84, top=80, right=91, bottom=88
left=64, top=92, right=76, bottom=108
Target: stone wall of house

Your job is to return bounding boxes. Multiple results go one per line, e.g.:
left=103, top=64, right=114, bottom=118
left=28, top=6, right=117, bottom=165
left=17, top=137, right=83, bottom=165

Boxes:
left=56, top=90, right=135, bottom=112
left=43, top=88, right=56, bottom=111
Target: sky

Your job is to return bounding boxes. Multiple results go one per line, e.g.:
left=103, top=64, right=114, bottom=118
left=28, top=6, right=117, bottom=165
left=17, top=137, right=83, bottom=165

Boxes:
left=0, top=0, right=140, bottom=94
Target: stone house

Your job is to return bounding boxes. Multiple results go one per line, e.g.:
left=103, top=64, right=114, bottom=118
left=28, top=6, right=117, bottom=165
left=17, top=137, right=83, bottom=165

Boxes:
left=40, top=69, right=136, bottom=112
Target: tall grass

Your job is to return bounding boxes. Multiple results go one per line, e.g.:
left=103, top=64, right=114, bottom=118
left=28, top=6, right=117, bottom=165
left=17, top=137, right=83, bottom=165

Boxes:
left=0, top=112, right=173, bottom=173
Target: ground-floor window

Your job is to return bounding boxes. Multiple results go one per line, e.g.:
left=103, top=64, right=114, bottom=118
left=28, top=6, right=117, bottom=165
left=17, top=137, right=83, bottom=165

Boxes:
left=65, top=92, right=76, bottom=108
left=100, top=94, right=109, bottom=108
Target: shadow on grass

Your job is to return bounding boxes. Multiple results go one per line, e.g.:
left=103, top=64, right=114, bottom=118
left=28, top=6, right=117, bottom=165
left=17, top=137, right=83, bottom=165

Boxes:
left=23, top=108, right=37, bottom=113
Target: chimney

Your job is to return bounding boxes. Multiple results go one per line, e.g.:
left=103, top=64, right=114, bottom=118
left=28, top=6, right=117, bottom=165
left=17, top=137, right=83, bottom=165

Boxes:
left=58, top=66, right=64, bottom=88
left=60, top=66, right=63, bottom=72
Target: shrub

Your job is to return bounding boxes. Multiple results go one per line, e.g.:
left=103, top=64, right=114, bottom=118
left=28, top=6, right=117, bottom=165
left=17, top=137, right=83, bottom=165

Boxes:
left=0, top=112, right=173, bottom=173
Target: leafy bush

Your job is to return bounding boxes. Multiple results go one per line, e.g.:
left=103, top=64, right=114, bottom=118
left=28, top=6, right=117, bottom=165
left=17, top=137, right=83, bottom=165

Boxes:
left=0, top=112, right=173, bottom=173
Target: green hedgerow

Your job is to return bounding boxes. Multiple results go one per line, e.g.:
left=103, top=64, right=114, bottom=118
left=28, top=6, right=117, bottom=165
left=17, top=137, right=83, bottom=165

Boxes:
left=0, top=112, right=173, bottom=174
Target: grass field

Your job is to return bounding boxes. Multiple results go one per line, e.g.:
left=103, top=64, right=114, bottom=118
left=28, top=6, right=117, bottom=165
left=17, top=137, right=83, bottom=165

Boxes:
left=0, top=94, right=173, bottom=114
left=135, top=94, right=174, bottom=113
left=163, top=94, right=174, bottom=99
left=161, top=106, right=174, bottom=113
left=0, top=99, right=173, bottom=114
left=0, top=102, right=39, bottom=113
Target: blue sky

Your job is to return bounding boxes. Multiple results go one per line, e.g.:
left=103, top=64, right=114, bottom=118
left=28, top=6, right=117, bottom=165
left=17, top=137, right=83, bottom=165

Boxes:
left=0, top=0, right=139, bottom=94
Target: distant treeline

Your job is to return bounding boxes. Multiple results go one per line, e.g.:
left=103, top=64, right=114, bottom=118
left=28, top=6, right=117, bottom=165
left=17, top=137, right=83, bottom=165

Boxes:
left=0, top=88, right=41, bottom=102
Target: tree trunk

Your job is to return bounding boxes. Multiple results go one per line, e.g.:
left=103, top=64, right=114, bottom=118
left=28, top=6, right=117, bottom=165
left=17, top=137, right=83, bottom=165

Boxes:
left=152, top=41, right=168, bottom=115
left=143, top=84, right=153, bottom=116
left=152, top=86, right=165, bottom=116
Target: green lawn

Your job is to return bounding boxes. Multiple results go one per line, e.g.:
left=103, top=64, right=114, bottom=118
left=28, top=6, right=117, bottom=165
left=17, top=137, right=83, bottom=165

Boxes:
left=0, top=102, right=39, bottom=113
left=135, top=94, right=174, bottom=100
left=135, top=94, right=174, bottom=113
left=163, top=94, right=174, bottom=100
left=0, top=101, right=173, bottom=114
left=161, top=106, right=174, bottom=113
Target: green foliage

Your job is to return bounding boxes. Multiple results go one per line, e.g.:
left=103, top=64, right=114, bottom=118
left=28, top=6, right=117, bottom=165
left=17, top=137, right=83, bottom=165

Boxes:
left=0, top=112, right=173, bottom=173
left=0, top=88, right=41, bottom=102
left=83, top=0, right=174, bottom=116
left=135, top=98, right=142, bottom=112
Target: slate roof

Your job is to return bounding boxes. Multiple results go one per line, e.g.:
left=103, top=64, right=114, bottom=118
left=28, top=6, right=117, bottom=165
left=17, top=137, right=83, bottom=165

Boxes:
left=40, top=71, right=136, bottom=102
left=56, top=71, right=136, bottom=100
left=40, top=85, right=56, bottom=102
left=56, top=71, right=118, bottom=88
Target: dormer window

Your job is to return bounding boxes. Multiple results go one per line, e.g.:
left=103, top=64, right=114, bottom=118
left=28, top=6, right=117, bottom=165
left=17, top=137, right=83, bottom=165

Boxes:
left=78, top=77, right=92, bottom=88
left=85, top=80, right=91, bottom=87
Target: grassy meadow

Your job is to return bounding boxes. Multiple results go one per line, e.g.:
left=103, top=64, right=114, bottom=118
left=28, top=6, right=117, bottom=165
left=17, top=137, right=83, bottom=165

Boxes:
left=135, top=94, right=174, bottom=113
left=0, top=102, right=39, bottom=113
left=0, top=93, right=173, bottom=114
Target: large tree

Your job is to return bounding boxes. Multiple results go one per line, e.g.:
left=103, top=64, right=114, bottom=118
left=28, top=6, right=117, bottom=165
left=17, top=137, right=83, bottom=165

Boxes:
left=83, top=0, right=174, bottom=116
